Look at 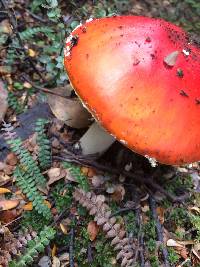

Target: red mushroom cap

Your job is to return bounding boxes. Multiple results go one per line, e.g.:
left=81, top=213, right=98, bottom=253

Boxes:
left=64, top=16, right=200, bottom=165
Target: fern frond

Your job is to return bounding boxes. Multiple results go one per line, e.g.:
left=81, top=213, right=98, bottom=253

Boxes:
left=2, top=122, right=46, bottom=186
left=35, top=118, right=51, bottom=170
left=9, top=226, right=56, bottom=267
left=0, top=226, right=37, bottom=267
left=8, top=92, right=24, bottom=114
left=14, top=166, right=52, bottom=218
left=73, top=189, right=136, bottom=267
left=19, top=27, right=53, bottom=40
left=63, top=162, right=89, bottom=191
left=2, top=122, right=51, bottom=218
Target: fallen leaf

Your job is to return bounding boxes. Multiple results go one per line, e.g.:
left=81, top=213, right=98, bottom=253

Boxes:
left=167, top=239, right=184, bottom=248
left=47, top=86, right=91, bottom=128
left=81, top=167, right=96, bottom=177
left=189, top=206, right=200, bottom=214
left=47, top=168, right=66, bottom=187
left=60, top=223, right=68, bottom=235
left=0, top=80, right=8, bottom=122
left=52, top=256, right=60, bottom=267
left=0, top=199, right=19, bottom=210
left=111, top=184, right=125, bottom=202
left=0, top=173, right=12, bottom=187
left=23, top=202, right=33, bottom=211
left=44, top=200, right=51, bottom=209
left=87, top=221, right=99, bottom=241
left=141, top=204, right=150, bottom=213
left=164, top=51, right=179, bottom=66
left=28, top=48, right=36, bottom=57
left=6, top=152, right=18, bottom=166
left=0, top=210, right=18, bottom=223
left=178, top=240, right=195, bottom=246
left=0, top=188, right=11, bottom=194
left=51, top=244, right=57, bottom=257
left=178, top=247, right=188, bottom=259
left=0, top=19, right=12, bottom=34
left=156, top=206, right=165, bottom=224
left=23, top=82, right=32, bottom=89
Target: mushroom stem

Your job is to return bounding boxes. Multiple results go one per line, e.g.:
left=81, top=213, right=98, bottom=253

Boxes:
left=77, top=122, right=116, bottom=155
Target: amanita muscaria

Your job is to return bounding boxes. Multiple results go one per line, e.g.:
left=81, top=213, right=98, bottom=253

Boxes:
left=64, top=16, right=200, bottom=165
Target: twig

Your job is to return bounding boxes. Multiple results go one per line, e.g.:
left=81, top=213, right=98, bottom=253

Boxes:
left=21, top=75, right=72, bottom=99
left=130, top=189, right=144, bottom=265
left=69, top=222, right=75, bottom=267
left=54, top=154, right=189, bottom=203
left=149, top=196, right=170, bottom=267
left=51, top=208, right=69, bottom=227
left=87, top=242, right=93, bottom=263
left=4, top=215, right=22, bottom=227
left=133, top=190, right=145, bottom=267
left=25, top=9, right=48, bottom=23
left=110, top=206, right=140, bottom=218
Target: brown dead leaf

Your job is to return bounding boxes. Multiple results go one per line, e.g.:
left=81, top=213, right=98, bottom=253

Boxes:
left=6, top=152, right=18, bottom=166
left=47, top=86, right=91, bottom=128
left=0, top=188, right=11, bottom=194
left=81, top=167, right=96, bottom=177
left=156, top=206, right=165, bottom=224
left=0, top=80, right=8, bottom=122
left=0, top=209, right=18, bottom=223
left=111, top=184, right=125, bottom=202
left=0, top=199, right=19, bottom=210
left=87, top=221, right=99, bottom=241
left=4, top=164, right=15, bottom=175
left=47, top=167, right=66, bottom=187
left=179, top=247, right=188, bottom=259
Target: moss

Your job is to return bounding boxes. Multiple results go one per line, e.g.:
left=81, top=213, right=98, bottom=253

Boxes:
left=124, top=211, right=138, bottom=236
left=190, top=214, right=200, bottom=241
left=21, top=210, right=51, bottom=232
left=167, top=248, right=179, bottom=265
left=51, top=181, right=73, bottom=213
left=149, top=255, right=159, bottom=267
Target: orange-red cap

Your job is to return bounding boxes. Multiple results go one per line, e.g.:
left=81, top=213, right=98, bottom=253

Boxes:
left=64, top=16, right=200, bottom=165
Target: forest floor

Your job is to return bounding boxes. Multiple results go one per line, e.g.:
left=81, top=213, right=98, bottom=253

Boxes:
left=0, top=1, right=200, bottom=267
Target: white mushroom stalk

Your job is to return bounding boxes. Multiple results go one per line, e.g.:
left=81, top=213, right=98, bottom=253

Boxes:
left=76, top=122, right=116, bottom=155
